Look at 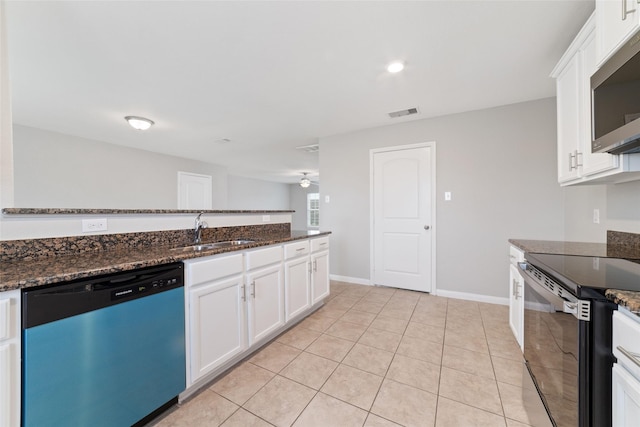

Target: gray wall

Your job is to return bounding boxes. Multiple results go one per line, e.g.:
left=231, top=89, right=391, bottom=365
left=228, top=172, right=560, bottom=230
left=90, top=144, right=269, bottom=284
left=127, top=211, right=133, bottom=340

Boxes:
left=13, top=125, right=291, bottom=211
left=13, top=125, right=229, bottom=209
left=320, top=98, right=564, bottom=299
left=289, top=183, right=320, bottom=230
left=564, top=179, right=640, bottom=242
left=227, top=175, right=290, bottom=210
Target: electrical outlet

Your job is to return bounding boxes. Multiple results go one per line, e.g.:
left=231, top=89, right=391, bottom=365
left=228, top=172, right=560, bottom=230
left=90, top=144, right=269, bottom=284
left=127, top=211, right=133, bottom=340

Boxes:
left=593, top=209, right=600, bottom=224
left=262, top=215, right=270, bottom=222
left=82, top=218, right=108, bottom=232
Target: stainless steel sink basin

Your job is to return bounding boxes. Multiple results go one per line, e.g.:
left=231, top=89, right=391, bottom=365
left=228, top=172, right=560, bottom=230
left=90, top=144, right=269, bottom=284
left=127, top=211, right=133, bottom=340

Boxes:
left=211, top=239, right=255, bottom=247
left=171, top=240, right=255, bottom=252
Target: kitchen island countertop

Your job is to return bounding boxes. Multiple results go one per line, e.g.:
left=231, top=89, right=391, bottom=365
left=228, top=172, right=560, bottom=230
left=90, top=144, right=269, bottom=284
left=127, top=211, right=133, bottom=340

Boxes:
left=1, top=230, right=330, bottom=292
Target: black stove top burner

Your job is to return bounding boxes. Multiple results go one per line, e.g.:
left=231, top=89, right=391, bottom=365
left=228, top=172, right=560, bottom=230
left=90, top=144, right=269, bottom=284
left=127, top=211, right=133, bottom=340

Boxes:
left=526, top=252, right=640, bottom=295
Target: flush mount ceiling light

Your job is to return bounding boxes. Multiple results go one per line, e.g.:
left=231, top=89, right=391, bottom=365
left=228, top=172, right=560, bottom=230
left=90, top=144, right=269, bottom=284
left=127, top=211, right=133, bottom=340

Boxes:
left=125, top=116, right=154, bottom=130
left=387, top=61, right=405, bottom=73
left=300, top=173, right=311, bottom=188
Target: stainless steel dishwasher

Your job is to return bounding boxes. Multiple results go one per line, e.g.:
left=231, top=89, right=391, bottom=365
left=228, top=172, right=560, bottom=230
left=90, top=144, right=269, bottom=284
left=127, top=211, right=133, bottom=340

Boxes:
left=22, top=262, right=186, bottom=427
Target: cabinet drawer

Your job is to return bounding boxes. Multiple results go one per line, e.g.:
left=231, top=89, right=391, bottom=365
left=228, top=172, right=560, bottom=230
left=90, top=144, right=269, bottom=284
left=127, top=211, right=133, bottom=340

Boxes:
left=186, top=253, right=244, bottom=286
left=284, top=241, right=309, bottom=260
left=509, top=245, right=524, bottom=265
left=0, top=298, right=9, bottom=341
left=245, top=245, right=282, bottom=271
left=311, top=237, right=329, bottom=253
left=613, top=310, right=640, bottom=380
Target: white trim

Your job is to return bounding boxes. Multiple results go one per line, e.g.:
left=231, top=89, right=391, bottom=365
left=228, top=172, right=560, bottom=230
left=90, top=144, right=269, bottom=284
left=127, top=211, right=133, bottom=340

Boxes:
left=369, top=141, right=437, bottom=294
left=436, top=289, right=509, bottom=306
left=329, top=274, right=371, bottom=286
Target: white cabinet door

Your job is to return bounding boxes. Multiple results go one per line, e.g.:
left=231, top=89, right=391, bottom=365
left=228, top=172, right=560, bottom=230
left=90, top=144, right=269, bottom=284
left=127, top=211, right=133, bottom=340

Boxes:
left=285, top=256, right=311, bottom=321
left=0, top=343, right=12, bottom=427
left=596, top=0, right=640, bottom=65
left=0, top=291, right=20, bottom=427
left=247, top=264, right=284, bottom=345
left=613, top=363, right=640, bottom=426
left=556, top=51, right=582, bottom=183
left=188, top=275, right=246, bottom=384
left=311, top=250, right=330, bottom=305
left=509, top=264, right=524, bottom=351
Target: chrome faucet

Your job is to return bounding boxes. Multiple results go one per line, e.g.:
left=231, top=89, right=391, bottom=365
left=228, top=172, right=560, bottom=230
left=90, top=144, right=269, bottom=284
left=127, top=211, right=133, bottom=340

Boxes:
left=194, top=212, right=207, bottom=244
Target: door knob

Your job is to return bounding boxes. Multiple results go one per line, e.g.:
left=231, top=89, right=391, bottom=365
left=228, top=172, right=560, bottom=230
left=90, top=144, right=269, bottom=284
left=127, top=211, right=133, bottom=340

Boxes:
left=424, top=225, right=430, bottom=230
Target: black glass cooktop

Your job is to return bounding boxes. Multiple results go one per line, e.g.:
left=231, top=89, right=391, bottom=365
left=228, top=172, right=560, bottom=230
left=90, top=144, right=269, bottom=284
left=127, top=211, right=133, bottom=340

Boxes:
left=526, top=252, right=640, bottom=295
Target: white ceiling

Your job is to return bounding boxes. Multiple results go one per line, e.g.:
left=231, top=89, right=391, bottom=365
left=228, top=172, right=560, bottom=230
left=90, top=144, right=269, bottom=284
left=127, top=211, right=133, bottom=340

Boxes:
left=5, top=0, right=594, bottom=184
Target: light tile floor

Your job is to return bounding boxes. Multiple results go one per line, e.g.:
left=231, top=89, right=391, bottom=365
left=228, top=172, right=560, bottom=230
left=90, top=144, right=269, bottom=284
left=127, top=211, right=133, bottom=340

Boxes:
left=152, top=282, right=553, bottom=427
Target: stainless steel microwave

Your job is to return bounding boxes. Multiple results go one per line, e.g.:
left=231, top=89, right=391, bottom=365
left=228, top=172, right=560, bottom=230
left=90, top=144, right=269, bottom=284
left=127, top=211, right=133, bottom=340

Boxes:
left=591, top=31, right=640, bottom=154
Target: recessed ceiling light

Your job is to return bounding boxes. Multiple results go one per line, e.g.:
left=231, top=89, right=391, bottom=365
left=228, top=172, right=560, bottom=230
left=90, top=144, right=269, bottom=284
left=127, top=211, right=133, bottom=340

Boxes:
left=124, top=116, right=154, bottom=130
left=387, top=61, right=405, bottom=73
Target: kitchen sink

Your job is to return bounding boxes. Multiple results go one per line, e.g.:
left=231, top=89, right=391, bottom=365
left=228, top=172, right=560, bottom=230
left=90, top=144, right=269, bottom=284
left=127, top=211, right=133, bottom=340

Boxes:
left=171, top=240, right=255, bottom=252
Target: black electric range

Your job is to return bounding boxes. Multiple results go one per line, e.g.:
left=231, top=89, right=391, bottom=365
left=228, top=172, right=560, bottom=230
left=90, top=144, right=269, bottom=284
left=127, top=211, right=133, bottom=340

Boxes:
left=519, top=252, right=640, bottom=427
left=525, top=252, right=640, bottom=297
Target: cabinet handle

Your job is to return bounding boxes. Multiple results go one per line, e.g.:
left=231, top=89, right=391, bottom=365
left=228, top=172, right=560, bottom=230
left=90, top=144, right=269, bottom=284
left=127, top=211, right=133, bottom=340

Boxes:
left=623, top=0, right=636, bottom=20
left=576, top=151, right=583, bottom=168
left=296, top=247, right=305, bottom=252
left=313, top=260, right=318, bottom=272
left=241, top=284, right=246, bottom=301
left=512, top=278, right=520, bottom=299
left=251, top=281, right=256, bottom=298
left=617, top=346, right=640, bottom=368
left=569, top=152, right=575, bottom=171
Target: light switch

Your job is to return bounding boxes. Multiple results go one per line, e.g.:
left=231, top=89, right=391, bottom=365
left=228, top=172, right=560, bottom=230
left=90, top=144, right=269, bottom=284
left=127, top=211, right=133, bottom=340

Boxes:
left=444, top=192, right=452, bottom=201
left=325, top=195, right=330, bottom=203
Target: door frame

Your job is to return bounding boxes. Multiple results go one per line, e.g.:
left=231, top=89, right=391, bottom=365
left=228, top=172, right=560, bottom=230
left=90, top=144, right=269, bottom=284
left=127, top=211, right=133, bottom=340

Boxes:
left=369, top=142, right=437, bottom=294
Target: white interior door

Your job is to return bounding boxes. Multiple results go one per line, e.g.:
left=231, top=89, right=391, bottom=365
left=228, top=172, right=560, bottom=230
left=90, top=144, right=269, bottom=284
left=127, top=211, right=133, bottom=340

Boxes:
left=178, top=172, right=212, bottom=210
left=371, top=144, right=434, bottom=293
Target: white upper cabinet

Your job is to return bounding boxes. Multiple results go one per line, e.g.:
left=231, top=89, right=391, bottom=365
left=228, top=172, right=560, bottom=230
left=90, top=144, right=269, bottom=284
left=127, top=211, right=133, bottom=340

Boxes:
left=552, top=13, right=640, bottom=186
left=596, top=0, right=640, bottom=66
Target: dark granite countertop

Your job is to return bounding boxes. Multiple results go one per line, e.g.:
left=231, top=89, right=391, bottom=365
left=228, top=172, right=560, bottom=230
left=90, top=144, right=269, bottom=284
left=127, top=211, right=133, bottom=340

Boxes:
left=510, top=237, right=640, bottom=315
left=2, top=208, right=294, bottom=215
left=0, top=230, right=330, bottom=292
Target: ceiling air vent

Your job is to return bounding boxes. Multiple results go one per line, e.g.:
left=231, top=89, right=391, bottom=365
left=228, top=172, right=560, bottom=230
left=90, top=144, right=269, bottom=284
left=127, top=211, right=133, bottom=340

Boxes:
left=388, top=107, right=419, bottom=118
left=296, top=144, right=319, bottom=153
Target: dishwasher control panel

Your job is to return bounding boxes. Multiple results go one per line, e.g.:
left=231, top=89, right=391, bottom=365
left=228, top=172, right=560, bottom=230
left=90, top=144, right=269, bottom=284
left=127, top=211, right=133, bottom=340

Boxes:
left=23, top=262, right=184, bottom=329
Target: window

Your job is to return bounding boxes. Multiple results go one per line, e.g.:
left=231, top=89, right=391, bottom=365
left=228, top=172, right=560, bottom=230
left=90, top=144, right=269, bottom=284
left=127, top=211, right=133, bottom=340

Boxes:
left=307, top=193, right=320, bottom=228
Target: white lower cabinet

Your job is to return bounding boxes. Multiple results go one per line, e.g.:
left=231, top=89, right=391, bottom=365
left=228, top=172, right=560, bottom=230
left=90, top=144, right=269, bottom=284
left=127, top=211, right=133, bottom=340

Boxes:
left=284, top=255, right=311, bottom=321
left=0, top=290, right=20, bottom=427
left=189, top=275, right=246, bottom=383
left=245, top=246, right=284, bottom=345
left=508, top=245, right=524, bottom=351
left=613, top=363, right=640, bottom=426
left=310, top=236, right=330, bottom=305
left=311, top=250, right=330, bottom=305
left=612, top=308, right=640, bottom=425
left=185, top=254, right=246, bottom=386
left=184, top=238, right=328, bottom=395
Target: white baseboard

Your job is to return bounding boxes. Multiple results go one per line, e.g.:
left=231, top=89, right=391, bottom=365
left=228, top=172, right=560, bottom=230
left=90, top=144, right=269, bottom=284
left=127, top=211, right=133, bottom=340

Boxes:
left=329, top=277, right=509, bottom=306
left=329, top=274, right=371, bottom=286
left=435, top=289, right=509, bottom=306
